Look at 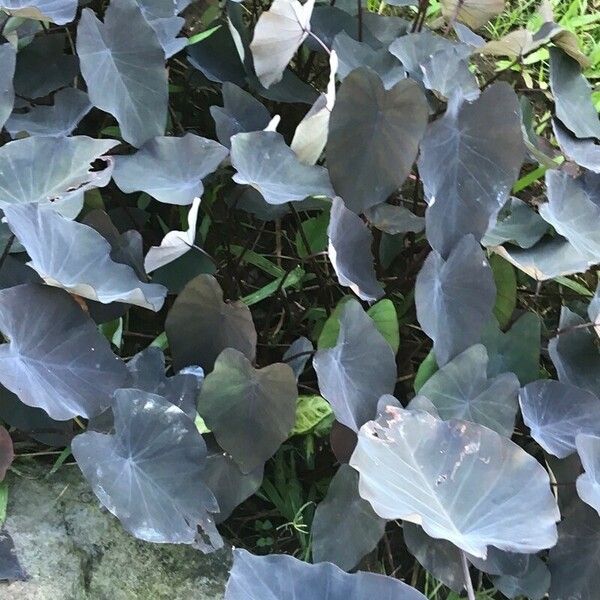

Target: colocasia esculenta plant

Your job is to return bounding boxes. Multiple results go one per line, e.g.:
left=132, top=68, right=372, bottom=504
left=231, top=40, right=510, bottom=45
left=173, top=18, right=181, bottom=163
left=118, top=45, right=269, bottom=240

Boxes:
left=0, top=0, right=598, bottom=597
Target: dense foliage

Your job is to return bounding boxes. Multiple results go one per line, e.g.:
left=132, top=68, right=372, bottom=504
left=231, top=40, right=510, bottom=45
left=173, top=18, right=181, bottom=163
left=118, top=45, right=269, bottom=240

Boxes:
left=0, top=0, right=599, bottom=598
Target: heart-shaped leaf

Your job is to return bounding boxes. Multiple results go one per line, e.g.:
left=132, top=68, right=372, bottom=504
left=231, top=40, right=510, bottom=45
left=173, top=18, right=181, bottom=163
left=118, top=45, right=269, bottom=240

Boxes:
left=327, top=197, right=384, bottom=302
left=350, top=406, right=559, bottom=558
left=210, top=82, right=271, bottom=148
left=548, top=501, right=600, bottom=600
left=250, top=0, right=315, bottom=88
left=0, top=44, right=16, bottom=131
left=204, top=450, right=264, bottom=523
left=415, top=234, right=496, bottom=367
left=72, top=388, right=222, bottom=548
left=225, top=548, right=428, bottom=599
left=126, top=346, right=203, bottom=419
left=576, top=433, right=600, bottom=515
left=313, top=299, right=397, bottom=431
left=327, top=68, right=428, bottom=214
left=311, top=464, right=386, bottom=571
left=231, top=130, right=334, bottom=204
left=77, top=0, right=168, bottom=147
left=549, top=307, right=600, bottom=396
left=0, top=284, right=128, bottom=420
left=112, top=134, right=228, bottom=205
left=5, top=88, right=92, bottom=138
left=4, top=203, right=167, bottom=311
left=520, top=380, right=600, bottom=458
left=549, top=47, right=600, bottom=140
left=418, top=344, right=519, bottom=436
left=165, top=274, right=257, bottom=372
left=2, top=0, right=77, bottom=24
left=198, top=348, right=297, bottom=473
left=418, top=83, right=525, bottom=256
left=539, top=170, right=600, bottom=263
left=441, top=0, right=504, bottom=29
left=480, top=313, right=541, bottom=385
left=0, top=136, right=118, bottom=218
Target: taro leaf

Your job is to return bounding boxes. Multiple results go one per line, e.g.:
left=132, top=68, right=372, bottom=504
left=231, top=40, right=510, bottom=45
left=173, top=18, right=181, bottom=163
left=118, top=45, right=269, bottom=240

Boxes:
left=187, top=18, right=246, bottom=86
left=553, top=119, right=600, bottom=173
left=317, top=297, right=399, bottom=353
left=539, top=170, right=600, bottom=262
left=210, top=82, right=271, bottom=148
left=0, top=44, right=16, bottom=131
left=197, top=348, right=297, bottom=473
left=327, top=197, right=384, bottom=302
left=548, top=501, right=600, bottom=600
left=549, top=306, right=600, bottom=396
left=589, top=283, right=600, bottom=337
left=327, top=68, right=428, bottom=214
left=418, top=344, right=519, bottom=436
left=250, top=0, right=315, bottom=88
left=204, top=451, right=264, bottom=523
left=230, top=130, right=334, bottom=204
left=549, top=47, right=600, bottom=140
left=13, top=33, right=78, bottom=100
left=126, top=346, right=203, bottom=419
left=366, top=299, right=400, bottom=354
left=350, top=406, right=559, bottom=558
left=283, top=336, right=314, bottom=380
left=83, top=210, right=146, bottom=280
left=415, top=234, right=496, bottom=367
left=0, top=135, right=118, bottom=218
left=165, top=274, right=257, bottom=372
left=403, top=522, right=465, bottom=593
left=453, top=22, right=486, bottom=46
left=364, top=203, right=424, bottom=235
left=72, top=389, right=222, bottom=548
left=0, top=284, right=128, bottom=421
left=0, top=384, right=72, bottom=447
left=332, top=32, right=405, bottom=90
left=467, top=547, right=528, bottom=578
left=313, top=299, right=396, bottom=432
left=112, top=134, right=228, bottom=205
left=389, top=31, right=468, bottom=80
left=441, top=0, right=505, bottom=29
left=482, top=197, right=548, bottom=249
left=494, top=237, right=591, bottom=281
left=362, top=13, right=410, bottom=45
left=311, top=464, right=386, bottom=571
left=307, top=5, right=365, bottom=49
left=225, top=548, right=428, bottom=599
left=0, top=426, right=13, bottom=480
left=77, top=0, right=169, bottom=147
left=250, top=66, right=319, bottom=105
left=5, top=88, right=92, bottom=138
left=4, top=203, right=167, bottom=311
left=493, top=555, right=550, bottom=600
left=490, top=253, right=516, bottom=328
left=480, top=313, right=541, bottom=385
left=0, top=530, right=26, bottom=582
left=290, top=50, right=337, bottom=165
left=576, top=433, right=600, bottom=515
left=421, top=47, right=479, bottom=101
left=1, top=0, right=76, bottom=24
left=134, top=0, right=186, bottom=58
left=519, top=380, right=600, bottom=458
left=419, top=83, right=525, bottom=256
left=144, top=198, right=201, bottom=273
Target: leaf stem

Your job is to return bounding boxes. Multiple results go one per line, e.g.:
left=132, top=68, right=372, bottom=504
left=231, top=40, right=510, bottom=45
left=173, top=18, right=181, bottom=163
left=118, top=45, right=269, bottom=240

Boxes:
left=460, top=551, right=476, bottom=600
left=0, top=234, right=15, bottom=273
